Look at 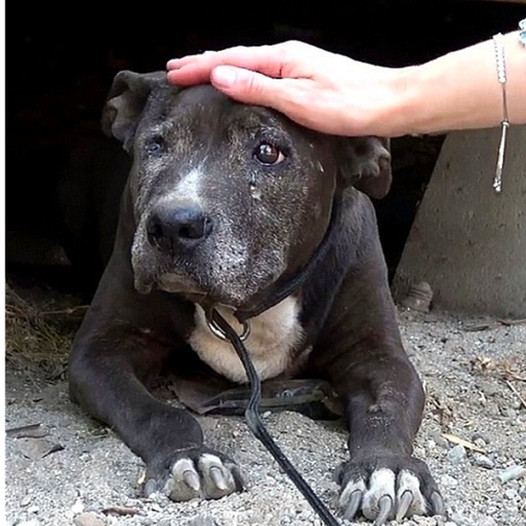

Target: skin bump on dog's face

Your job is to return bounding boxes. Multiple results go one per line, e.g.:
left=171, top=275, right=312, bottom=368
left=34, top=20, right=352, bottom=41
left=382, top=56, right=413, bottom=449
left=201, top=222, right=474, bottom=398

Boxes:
left=128, top=85, right=337, bottom=308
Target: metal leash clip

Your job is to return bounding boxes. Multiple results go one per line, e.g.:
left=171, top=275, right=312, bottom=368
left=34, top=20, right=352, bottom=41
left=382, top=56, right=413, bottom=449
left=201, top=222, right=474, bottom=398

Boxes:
left=207, top=314, right=251, bottom=342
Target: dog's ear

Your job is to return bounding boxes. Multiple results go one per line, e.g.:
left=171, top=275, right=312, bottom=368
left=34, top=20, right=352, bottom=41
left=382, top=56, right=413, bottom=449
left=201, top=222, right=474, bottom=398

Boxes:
left=339, top=137, right=392, bottom=199
left=101, top=70, right=169, bottom=152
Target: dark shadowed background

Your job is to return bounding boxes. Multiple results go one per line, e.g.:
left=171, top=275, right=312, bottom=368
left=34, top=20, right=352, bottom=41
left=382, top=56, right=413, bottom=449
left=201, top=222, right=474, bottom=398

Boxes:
left=6, top=0, right=525, bottom=295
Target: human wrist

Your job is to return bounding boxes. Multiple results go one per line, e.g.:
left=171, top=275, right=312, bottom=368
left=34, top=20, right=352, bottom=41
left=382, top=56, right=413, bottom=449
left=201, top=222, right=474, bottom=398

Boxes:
left=398, top=36, right=517, bottom=136
left=357, top=65, right=421, bottom=138
left=396, top=62, right=449, bottom=136
left=381, top=65, right=421, bottom=137
left=343, top=65, right=417, bottom=138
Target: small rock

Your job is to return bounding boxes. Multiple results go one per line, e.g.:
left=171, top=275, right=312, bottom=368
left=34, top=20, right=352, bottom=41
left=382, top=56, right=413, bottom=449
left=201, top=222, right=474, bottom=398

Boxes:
left=477, top=518, right=498, bottom=526
left=16, top=438, right=64, bottom=460
left=447, top=444, right=467, bottom=464
left=471, top=432, right=491, bottom=448
left=472, top=453, right=494, bottom=469
left=486, top=401, right=501, bottom=417
left=400, top=281, right=433, bottom=312
left=448, top=511, right=474, bottom=525
left=511, top=398, right=523, bottom=410
left=186, top=514, right=218, bottom=526
left=504, top=488, right=518, bottom=499
left=71, top=499, right=84, bottom=514
left=16, top=520, right=41, bottom=526
left=498, top=464, right=526, bottom=483
left=471, top=431, right=491, bottom=444
left=441, top=474, right=459, bottom=488
left=499, top=406, right=517, bottom=419
left=431, top=432, right=450, bottom=449
left=73, top=512, right=107, bottom=526
left=477, top=381, right=500, bottom=397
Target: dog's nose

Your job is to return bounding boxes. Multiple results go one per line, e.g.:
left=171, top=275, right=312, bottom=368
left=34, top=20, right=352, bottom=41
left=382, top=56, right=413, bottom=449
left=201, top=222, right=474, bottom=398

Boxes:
left=147, top=205, right=213, bottom=253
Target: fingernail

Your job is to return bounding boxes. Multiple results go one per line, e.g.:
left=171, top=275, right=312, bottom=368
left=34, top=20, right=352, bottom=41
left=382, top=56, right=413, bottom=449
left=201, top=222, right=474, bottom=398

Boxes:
left=212, top=66, right=236, bottom=88
left=166, top=59, right=180, bottom=70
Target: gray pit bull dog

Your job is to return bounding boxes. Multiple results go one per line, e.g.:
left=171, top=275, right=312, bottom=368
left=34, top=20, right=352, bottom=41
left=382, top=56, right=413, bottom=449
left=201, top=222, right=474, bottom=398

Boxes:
left=69, top=71, right=445, bottom=523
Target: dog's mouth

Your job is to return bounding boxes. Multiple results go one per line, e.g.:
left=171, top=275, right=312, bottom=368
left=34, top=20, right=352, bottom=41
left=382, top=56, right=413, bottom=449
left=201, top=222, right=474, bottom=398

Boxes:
left=157, top=273, right=203, bottom=295
left=153, top=270, right=273, bottom=312
left=156, top=272, right=210, bottom=302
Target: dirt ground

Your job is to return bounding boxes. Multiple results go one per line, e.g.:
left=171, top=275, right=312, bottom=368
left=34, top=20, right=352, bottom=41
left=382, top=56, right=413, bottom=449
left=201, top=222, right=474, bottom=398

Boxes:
left=4, top=280, right=526, bottom=526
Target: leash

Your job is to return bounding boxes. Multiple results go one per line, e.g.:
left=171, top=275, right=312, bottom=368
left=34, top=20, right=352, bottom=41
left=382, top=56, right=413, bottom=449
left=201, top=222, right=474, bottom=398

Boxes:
left=202, top=187, right=447, bottom=525
left=204, top=195, right=346, bottom=526
left=210, top=309, right=341, bottom=526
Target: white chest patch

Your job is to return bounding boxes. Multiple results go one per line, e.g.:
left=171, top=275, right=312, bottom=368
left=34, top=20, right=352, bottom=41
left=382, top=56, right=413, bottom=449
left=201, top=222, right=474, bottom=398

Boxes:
left=188, top=297, right=305, bottom=383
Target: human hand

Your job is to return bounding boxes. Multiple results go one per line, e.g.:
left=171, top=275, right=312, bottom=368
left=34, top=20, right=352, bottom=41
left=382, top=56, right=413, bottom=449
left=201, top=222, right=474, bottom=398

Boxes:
left=167, top=41, right=410, bottom=137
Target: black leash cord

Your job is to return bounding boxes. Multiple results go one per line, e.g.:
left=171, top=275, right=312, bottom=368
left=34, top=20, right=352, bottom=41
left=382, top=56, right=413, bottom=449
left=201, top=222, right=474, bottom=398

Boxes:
left=211, top=310, right=341, bottom=526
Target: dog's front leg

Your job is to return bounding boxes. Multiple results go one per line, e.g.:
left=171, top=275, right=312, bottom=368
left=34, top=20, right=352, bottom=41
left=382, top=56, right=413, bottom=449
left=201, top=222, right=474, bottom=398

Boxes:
left=311, top=270, right=445, bottom=523
left=334, top=346, right=442, bottom=524
left=69, top=310, right=242, bottom=501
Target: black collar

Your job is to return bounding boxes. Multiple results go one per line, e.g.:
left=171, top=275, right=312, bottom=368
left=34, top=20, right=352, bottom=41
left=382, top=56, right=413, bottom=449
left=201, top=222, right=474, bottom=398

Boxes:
left=233, top=192, right=343, bottom=323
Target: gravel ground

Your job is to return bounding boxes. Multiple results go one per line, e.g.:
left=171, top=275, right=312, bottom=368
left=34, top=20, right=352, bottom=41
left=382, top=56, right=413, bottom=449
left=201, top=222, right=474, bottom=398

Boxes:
left=5, top=289, right=526, bottom=526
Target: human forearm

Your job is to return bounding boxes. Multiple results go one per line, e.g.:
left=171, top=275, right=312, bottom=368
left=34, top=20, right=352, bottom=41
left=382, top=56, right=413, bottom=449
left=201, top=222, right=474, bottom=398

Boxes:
left=167, top=27, right=526, bottom=138
left=394, top=31, right=526, bottom=136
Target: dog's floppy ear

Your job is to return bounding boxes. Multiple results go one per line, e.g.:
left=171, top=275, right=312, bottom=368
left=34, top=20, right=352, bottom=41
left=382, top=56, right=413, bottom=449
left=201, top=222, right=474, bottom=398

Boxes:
left=339, top=137, right=392, bottom=199
left=101, top=70, right=169, bottom=152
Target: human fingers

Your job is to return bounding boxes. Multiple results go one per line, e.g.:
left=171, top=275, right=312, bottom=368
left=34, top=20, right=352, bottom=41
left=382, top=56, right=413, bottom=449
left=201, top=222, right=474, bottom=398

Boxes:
left=208, top=65, right=297, bottom=110
left=210, top=66, right=350, bottom=135
left=167, top=44, right=291, bottom=86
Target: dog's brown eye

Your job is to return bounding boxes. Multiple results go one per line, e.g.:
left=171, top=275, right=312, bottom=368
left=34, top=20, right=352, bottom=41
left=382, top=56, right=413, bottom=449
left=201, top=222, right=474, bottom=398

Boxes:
left=254, top=142, right=285, bottom=165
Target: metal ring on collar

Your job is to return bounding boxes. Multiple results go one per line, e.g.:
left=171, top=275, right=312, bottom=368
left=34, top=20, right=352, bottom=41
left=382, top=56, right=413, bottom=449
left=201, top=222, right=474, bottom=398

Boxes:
left=207, top=316, right=251, bottom=342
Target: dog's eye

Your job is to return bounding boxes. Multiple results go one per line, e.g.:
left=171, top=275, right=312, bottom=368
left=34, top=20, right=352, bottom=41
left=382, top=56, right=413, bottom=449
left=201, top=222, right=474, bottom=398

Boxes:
left=254, top=142, right=285, bottom=165
left=145, top=136, right=165, bottom=157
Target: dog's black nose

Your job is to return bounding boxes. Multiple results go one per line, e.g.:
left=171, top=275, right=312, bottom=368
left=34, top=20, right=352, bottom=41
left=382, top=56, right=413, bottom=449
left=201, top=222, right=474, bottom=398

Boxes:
left=147, top=205, right=213, bottom=253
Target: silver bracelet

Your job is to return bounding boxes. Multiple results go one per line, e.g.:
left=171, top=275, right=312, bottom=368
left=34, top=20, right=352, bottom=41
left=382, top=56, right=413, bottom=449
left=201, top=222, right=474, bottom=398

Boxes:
left=491, top=20, right=526, bottom=193
left=492, top=32, right=508, bottom=193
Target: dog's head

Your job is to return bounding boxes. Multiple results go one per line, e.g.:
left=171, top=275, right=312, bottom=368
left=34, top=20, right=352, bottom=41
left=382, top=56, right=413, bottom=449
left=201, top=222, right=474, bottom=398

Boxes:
left=102, top=71, right=391, bottom=309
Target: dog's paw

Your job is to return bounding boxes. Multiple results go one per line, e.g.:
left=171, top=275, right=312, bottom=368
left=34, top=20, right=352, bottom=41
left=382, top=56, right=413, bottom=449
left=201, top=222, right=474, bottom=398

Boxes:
left=335, top=456, right=445, bottom=524
left=144, top=447, right=243, bottom=501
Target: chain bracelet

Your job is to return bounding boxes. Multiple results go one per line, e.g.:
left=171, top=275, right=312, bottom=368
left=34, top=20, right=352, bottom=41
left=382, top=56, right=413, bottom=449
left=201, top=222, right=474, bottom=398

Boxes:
left=491, top=19, right=526, bottom=193
left=492, top=32, right=508, bottom=193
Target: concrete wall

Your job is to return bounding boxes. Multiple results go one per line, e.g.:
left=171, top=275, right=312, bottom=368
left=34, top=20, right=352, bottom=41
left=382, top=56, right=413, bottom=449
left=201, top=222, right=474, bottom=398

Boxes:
left=394, top=125, right=526, bottom=319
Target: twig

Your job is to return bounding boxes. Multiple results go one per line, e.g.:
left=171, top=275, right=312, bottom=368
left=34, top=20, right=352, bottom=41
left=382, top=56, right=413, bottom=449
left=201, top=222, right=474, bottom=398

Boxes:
left=506, top=380, right=526, bottom=409
left=103, top=506, right=142, bottom=517
left=497, top=318, right=526, bottom=326
left=441, top=433, right=487, bottom=453
left=40, top=305, right=89, bottom=316
left=6, top=423, right=49, bottom=438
